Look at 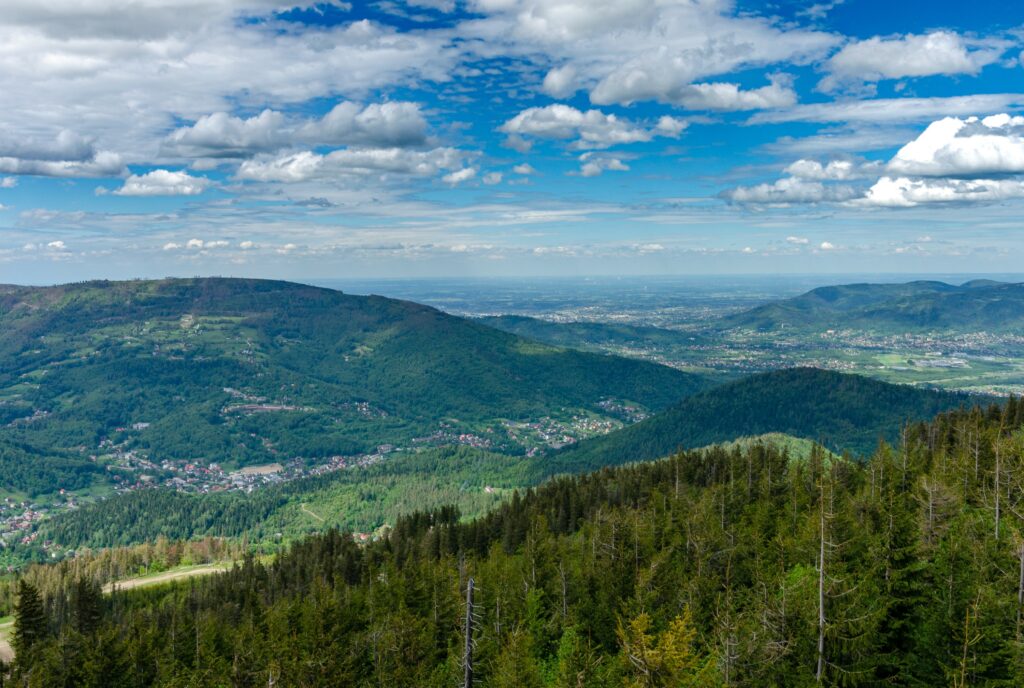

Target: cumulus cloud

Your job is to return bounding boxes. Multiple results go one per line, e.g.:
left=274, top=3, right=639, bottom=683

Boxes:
left=0, top=8, right=456, bottom=174
left=722, top=177, right=860, bottom=205
left=443, top=167, right=477, bottom=185
left=501, top=105, right=648, bottom=149
left=500, top=104, right=684, bottom=150
left=819, top=241, right=836, bottom=250
left=784, top=158, right=883, bottom=180
left=513, top=163, right=536, bottom=175
left=821, top=31, right=1007, bottom=92
left=0, top=177, right=15, bottom=188
left=0, top=149, right=125, bottom=178
left=541, top=65, right=578, bottom=98
left=654, top=116, right=689, bottom=137
left=886, top=114, right=1024, bottom=177
left=165, top=102, right=429, bottom=159
left=482, top=171, right=503, bottom=185
left=786, top=235, right=809, bottom=244
left=111, top=169, right=211, bottom=196
left=632, top=76, right=797, bottom=111
left=236, top=147, right=467, bottom=182
left=578, top=152, right=629, bottom=177
left=465, top=0, right=836, bottom=106
left=862, top=176, right=1024, bottom=207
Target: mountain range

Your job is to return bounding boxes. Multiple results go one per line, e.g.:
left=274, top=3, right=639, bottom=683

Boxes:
left=718, top=279, right=1024, bottom=332
left=0, top=278, right=711, bottom=496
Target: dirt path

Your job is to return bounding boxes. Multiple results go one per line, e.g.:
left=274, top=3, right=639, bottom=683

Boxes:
left=301, top=503, right=325, bottom=522
left=103, top=563, right=231, bottom=593
left=0, top=619, right=13, bottom=663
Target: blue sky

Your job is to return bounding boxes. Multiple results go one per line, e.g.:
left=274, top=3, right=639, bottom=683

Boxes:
left=1, top=0, right=1023, bottom=283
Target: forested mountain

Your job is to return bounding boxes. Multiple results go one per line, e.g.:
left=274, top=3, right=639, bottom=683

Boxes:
left=549, top=368, right=974, bottom=473
left=0, top=278, right=709, bottom=495
left=6, top=398, right=1024, bottom=686
left=719, top=279, right=1024, bottom=332
left=477, top=315, right=704, bottom=352
left=20, top=370, right=968, bottom=559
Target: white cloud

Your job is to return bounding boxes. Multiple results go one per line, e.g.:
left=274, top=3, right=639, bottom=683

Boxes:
left=0, top=9, right=456, bottom=171
left=239, top=240, right=255, bottom=250
left=162, top=242, right=181, bottom=251
left=0, top=129, right=95, bottom=161
left=483, top=171, right=503, bottom=185
left=513, top=163, right=536, bottom=175
left=112, top=169, right=211, bottom=196
left=407, top=0, right=456, bottom=11
left=784, top=158, right=883, bottom=180
left=819, top=241, right=836, bottom=250
left=501, top=105, right=649, bottom=149
left=165, top=102, right=429, bottom=158
left=500, top=104, right=684, bottom=150
left=236, top=147, right=467, bottom=183
left=786, top=235, right=809, bottom=244
left=749, top=94, right=1024, bottom=125
left=862, top=176, right=1024, bottom=207
left=46, top=240, right=66, bottom=250
left=634, top=243, right=664, bottom=253
left=0, top=177, right=15, bottom=188
left=723, top=177, right=859, bottom=205
left=0, top=152, right=125, bottom=178
left=821, top=32, right=1007, bottom=91
left=541, top=65, right=578, bottom=98
left=578, top=152, right=628, bottom=177
left=645, top=77, right=797, bottom=111
left=465, top=0, right=836, bottom=106
left=443, top=167, right=477, bottom=185
left=186, top=238, right=205, bottom=249
left=886, top=114, right=1024, bottom=177
left=654, top=116, right=688, bottom=137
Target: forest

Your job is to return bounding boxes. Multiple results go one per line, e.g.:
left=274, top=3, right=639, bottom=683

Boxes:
left=4, top=397, right=1024, bottom=686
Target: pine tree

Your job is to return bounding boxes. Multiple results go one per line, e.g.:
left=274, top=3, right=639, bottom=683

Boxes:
left=12, top=581, right=46, bottom=657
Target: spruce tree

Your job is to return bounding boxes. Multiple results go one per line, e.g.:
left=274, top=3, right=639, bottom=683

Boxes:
left=12, top=581, right=46, bottom=657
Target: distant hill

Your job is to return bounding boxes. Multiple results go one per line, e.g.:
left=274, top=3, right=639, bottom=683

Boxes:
left=547, top=368, right=975, bottom=473
left=0, top=278, right=710, bottom=495
left=718, top=280, right=1024, bottom=332
left=476, top=315, right=703, bottom=351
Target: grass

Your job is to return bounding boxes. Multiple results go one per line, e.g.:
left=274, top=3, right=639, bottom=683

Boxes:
left=103, top=562, right=235, bottom=593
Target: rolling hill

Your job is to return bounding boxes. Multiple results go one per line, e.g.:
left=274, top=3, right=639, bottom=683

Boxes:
left=0, top=278, right=710, bottom=496
left=546, top=368, right=976, bottom=473
left=719, top=279, right=1024, bottom=332
left=476, top=314, right=705, bottom=351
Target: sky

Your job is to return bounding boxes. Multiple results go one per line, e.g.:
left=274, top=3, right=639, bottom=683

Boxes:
left=1, top=0, right=1024, bottom=283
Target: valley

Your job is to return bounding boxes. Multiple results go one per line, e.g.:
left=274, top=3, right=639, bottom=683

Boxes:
left=1, top=277, right=1016, bottom=568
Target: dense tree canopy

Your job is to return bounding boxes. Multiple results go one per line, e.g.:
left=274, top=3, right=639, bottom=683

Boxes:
left=6, top=397, right=1024, bottom=686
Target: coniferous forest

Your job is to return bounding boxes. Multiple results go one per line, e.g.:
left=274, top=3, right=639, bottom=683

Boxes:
left=5, top=399, right=1024, bottom=687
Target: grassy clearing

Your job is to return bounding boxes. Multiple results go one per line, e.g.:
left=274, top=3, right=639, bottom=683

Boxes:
left=103, top=562, right=233, bottom=593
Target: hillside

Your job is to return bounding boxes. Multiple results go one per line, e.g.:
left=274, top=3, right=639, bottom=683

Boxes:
left=0, top=278, right=709, bottom=496
left=8, top=400, right=1024, bottom=686
left=719, top=279, right=1024, bottom=332
left=477, top=314, right=704, bottom=351
left=547, top=368, right=974, bottom=473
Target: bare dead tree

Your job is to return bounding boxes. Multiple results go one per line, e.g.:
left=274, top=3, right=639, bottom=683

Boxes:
left=463, top=577, right=475, bottom=688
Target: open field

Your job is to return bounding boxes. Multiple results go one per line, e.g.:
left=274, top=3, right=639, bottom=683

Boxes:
left=234, top=463, right=284, bottom=476
left=0, top=615, right=12, bottom=663
left=103, top=563, right=233, bottom=593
